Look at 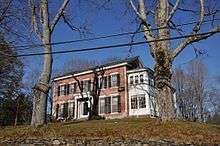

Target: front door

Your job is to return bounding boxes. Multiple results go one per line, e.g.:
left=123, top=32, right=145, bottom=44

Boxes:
left=77, top=100, right=89, bottom=119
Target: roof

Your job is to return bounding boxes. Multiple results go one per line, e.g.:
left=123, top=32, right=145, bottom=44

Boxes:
left=53, top=56, right=141, bottom=80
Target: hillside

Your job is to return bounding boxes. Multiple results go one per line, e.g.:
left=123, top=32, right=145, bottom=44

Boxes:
left=0, top=118, right=220, bottom=145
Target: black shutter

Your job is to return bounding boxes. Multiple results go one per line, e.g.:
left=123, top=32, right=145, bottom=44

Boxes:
left=58, top=86, right=60, bottom=96
left=108, top=76, right=111, bottom=88
left=104, top=77, right=107, bottom=88
left=55, top=104, right=59, bottom=119
left=88, top=80, right=91, bottom=91
left=118, top=96, right=121, bottom=112
left=66, top=84, right=70, bottom=95
left=80, top=81, right=84, bottom=92
left=117, top=74, right=120, bottom=86
left=64, top=85, right=67, bottom=95
left=74, top=83, right=77, bottom=93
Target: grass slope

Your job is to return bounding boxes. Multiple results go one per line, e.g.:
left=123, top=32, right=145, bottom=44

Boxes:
left=0, top=118, right=220, bottom=144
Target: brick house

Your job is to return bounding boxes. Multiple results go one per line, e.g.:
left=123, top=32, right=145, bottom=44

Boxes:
left=52, top=56, right=159, bottom=120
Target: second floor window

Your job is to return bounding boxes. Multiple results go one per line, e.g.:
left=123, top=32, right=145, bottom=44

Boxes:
left=69, top=83, right=77, bottom=94
left=111, top=74, right=120, bottom=87
left=140, top=74, right=144, bottom=83
left=135, top=75, right=139, bottom=84
left=130, top=76, right=134, bottom=85
left=59, top=85, right=65, bottom=96
left=83, top=80, right=91, bottom=92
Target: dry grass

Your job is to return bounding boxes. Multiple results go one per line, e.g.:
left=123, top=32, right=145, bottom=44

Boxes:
left=0, top=117, right=220, bottom=144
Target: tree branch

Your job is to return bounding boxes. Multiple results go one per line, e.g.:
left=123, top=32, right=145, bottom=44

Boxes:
left=172, top=0, right=205, bottom=59
left=29, top=0, right=42, bottom=39
left=172, top=26, right=220, bottom=59
left=129, top=0, right=156, bottom=57
left=167, top=0, right=180, bottom=23
left=50, top=0, right=70, bottom=32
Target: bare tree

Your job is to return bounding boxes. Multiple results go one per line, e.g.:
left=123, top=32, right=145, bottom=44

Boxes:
left=186, top=59, right=207, bottom=122
left=173, top=59, right=208, bottom=122
left=128, top=0, right=220, bottom=121
left=30, top=0, right=70, bottom=127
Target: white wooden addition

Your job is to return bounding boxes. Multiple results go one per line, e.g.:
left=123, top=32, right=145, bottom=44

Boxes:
left=127, top=69, right=157, bottom=117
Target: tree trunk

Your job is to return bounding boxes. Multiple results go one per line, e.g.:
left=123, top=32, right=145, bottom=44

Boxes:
left=154, top=48, right=176, bottom=121
left=31, top=43, right=52, bottom=127
left=31, top=0, right=52, bottom=127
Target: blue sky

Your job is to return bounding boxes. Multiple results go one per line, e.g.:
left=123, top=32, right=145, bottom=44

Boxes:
left=21, top=1, right=220, bottom=84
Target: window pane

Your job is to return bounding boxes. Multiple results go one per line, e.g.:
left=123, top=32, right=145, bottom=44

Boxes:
left=63, top=103, right=68, bottom=118
left=60, top=85, right=65, bottom=96
left=68, top=102, right=75, bottom=118
left=112, top=96, right=120, bottom=112
left=140, top=74, right=144, bottom=83
left=135, top=76, right=138, bottom=84
left=105, top=97, right=111, bottom=113
left=131, top=96, right=138, bottom=109
left=59, top=104, right=63, bottom=117
left=130, top=76, right=133, bottom=85
left=138, top=95, right=146, bottom=108
left=100, top=98, right=105, bottom=114
left=111, top=75, right=117, bottom=87
left=69, top=84, right=75, bottom=94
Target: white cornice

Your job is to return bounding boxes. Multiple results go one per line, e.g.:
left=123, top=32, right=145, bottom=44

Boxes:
left=53, top=62, right=128, bottom=81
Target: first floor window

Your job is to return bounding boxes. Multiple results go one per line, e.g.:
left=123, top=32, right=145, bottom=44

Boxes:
left=68, top=102, right=75, bottom=118
left=138, top=94, right=146, bottom=108
left=59, top=103, right=64, bottom=118
left=112, top=96, right=121, bottom=112
left=105, top=97, right=111, bottom=113
left=55, top=104, right=59, bottom=119
left=131, top=94, right=146, bottom=109
left=83, top=102, right=88, bottom=115
left=131, top=96, right=138, bottom=109
left=100, top=98, right=105, bottom=114
left=63, top=103, right=68, bottom=118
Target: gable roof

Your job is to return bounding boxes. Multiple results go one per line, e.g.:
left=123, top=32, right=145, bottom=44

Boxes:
left=53, top=56, right=142, bottom=81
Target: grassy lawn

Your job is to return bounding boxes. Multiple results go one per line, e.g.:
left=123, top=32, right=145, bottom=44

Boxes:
left=0, top=117, right=220, bottom=144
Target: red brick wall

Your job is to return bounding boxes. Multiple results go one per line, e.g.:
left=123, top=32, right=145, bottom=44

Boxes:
left=52, top=65, right=128, bottom=117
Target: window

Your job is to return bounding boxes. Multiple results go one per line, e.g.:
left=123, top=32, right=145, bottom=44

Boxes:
left=59, top=85, right=65, bottom=96
left=68, top=102, right=75, bottom=118
left=130, top=76, right=134, bottom=85
left=83, top=80, right=91, bottom=92
left=55, top=104, right=59, bottom=119
left=135, top=75, right=139, bottom=84
left=105, top=97, right=111, bottom=113
left=111, top=74, right=118, bottom=87
left=138, top=95, right=146, bottom=108
left=59, top=104, right=63, bottom=117
left=140, top=74, right=144, bottom=83
left=112, top=96, right=121, bottom=112
left=131, top=96, right=138, bottom=109
left=83, top=102, right=88, bottom=115
left=149, top=78, right=155, bottom=86
left=63, top=103, right=68, bottom=118
left=100, top=98, right=105, bottom=114
left=99, top=97, right=111, bottom=114
left=69, top=83, right=77, bottom=94
left=131, top=94, right=146, bottom=109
